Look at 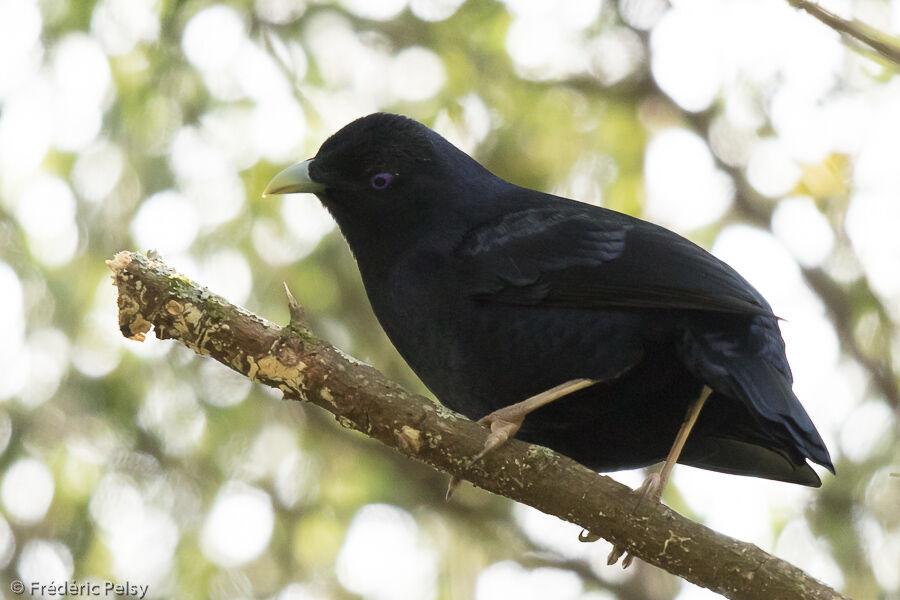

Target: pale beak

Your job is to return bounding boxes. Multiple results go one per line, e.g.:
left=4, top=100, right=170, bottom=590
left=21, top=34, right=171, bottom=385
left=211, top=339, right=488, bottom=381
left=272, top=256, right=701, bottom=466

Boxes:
left=262, top=159, right=325, bottom=196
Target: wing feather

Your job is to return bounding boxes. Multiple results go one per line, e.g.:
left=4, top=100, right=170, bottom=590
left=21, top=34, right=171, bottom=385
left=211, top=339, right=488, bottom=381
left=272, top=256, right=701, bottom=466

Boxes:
left=456, top=198, right=772, bottom=317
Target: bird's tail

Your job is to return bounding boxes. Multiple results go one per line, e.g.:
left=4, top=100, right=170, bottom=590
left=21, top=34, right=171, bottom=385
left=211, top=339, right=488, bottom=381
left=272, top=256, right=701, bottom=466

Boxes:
left=679, top=324, right=834, bottom=486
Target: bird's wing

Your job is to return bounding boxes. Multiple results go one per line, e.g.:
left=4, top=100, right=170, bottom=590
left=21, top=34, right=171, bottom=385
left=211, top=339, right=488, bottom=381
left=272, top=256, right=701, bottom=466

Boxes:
left=455, top=202, right=773, bottom=316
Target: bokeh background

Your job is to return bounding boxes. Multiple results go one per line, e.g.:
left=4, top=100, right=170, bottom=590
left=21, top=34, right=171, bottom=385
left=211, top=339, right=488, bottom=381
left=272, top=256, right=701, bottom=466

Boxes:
left=0, top=0, right=898, bottom=598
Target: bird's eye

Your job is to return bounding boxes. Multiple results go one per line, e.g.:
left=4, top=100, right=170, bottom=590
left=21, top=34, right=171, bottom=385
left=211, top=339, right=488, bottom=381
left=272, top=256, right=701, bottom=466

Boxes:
left=370, top=172, right=393, bottom=190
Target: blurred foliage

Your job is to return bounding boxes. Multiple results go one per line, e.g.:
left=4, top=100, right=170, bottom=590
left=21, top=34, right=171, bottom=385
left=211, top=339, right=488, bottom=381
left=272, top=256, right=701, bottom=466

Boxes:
left=0, top=0, right=898, bottom=599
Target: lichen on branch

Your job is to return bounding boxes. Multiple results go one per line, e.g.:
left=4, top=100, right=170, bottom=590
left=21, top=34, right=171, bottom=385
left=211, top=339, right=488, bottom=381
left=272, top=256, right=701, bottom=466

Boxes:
left=107, top=250, right=847, bottom=600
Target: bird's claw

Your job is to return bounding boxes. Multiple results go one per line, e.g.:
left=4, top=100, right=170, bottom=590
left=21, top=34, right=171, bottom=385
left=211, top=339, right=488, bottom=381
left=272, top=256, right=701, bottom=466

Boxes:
left=607, top=545, right=626, bottom=565
left=580, top=531, right=633, bottom=568
left=579, top=525, right=632, bottom=568
left=446, top=475, right=462, bottom=500
left=578, top=529, right=601, bottom=543
left=607, top=543, right=637, bottom=568
left=466, top=409, right=525, bottom=465
left=607, top=472, right=665, bottom=567
left=472, top=416, right=519, bottom=461
left=446, top=413, right=523, bottom=501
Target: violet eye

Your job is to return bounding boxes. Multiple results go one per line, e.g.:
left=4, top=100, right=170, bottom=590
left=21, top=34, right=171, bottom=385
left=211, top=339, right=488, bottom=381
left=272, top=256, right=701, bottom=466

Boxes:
left=370, top=172, right=393, bottom=190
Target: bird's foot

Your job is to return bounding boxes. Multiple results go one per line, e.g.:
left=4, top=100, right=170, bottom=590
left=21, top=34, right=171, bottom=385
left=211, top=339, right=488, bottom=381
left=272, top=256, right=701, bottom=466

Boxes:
left=579, top=532, right=636, bottom=568
left=606, top=545, right=631, bottom=567
left=578, top=529, right=601, bottom=543
left=445, top=408, right=527, bottom=499
left=634, top=471, right=663, bottom=507
left=579, top=532, right=635, bottom=568
left=473, top=408, right=525, bottom=460
left=445, top=379, right=598, bottom=500
left=605, top=472, right=665, bottom=568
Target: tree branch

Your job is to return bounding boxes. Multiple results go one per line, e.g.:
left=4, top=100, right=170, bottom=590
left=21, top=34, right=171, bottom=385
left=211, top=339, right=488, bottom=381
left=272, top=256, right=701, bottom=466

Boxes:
left=786, top=0, right=900, bottom=66
left=107, top=250, right=847, bottom=600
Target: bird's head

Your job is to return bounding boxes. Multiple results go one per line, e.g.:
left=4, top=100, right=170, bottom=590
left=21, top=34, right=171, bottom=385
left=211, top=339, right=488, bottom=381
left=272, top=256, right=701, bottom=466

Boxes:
left=263, top=113, right=495, bottom=229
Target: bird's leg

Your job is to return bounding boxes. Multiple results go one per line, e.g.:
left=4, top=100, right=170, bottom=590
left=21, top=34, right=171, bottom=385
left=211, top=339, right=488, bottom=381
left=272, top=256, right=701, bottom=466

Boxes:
left=639, top=384, right=713, bottom=505
left=601, top=385, right=714, bottom=567
left=473, top=378, right=600, bottom=461
left=446, top=378, right=599, bottom=499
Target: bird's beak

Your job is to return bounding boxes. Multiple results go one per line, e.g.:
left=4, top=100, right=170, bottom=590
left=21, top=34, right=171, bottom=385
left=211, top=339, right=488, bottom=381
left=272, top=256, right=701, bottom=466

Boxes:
left=262, top=159, right=325, bottom=197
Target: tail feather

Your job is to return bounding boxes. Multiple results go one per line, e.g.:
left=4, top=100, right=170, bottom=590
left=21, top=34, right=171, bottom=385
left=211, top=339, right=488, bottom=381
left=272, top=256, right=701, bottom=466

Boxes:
left=680, top=322, right=834, bottom=476
left=681, top=434, right=823, bottom=486
left=729, top=359, right=833, bottom=472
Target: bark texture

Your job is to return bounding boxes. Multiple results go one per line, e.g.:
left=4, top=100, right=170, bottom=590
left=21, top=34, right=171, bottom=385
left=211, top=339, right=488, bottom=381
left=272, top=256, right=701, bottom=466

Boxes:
left=107, top=250, right=848, bottom=600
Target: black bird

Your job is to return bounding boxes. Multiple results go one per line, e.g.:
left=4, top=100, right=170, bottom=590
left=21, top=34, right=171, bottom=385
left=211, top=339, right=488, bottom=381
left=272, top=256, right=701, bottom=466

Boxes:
left=264, top=113, right=833, bottom=527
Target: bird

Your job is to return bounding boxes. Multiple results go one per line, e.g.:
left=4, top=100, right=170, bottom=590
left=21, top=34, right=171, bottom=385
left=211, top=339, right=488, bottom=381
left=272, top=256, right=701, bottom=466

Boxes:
left=263, top=113, right=834, bottom=559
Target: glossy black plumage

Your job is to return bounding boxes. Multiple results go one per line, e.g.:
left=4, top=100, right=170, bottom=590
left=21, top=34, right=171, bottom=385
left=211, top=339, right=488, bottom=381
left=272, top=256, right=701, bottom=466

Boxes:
left=289, top=113, right=834, bottom=486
